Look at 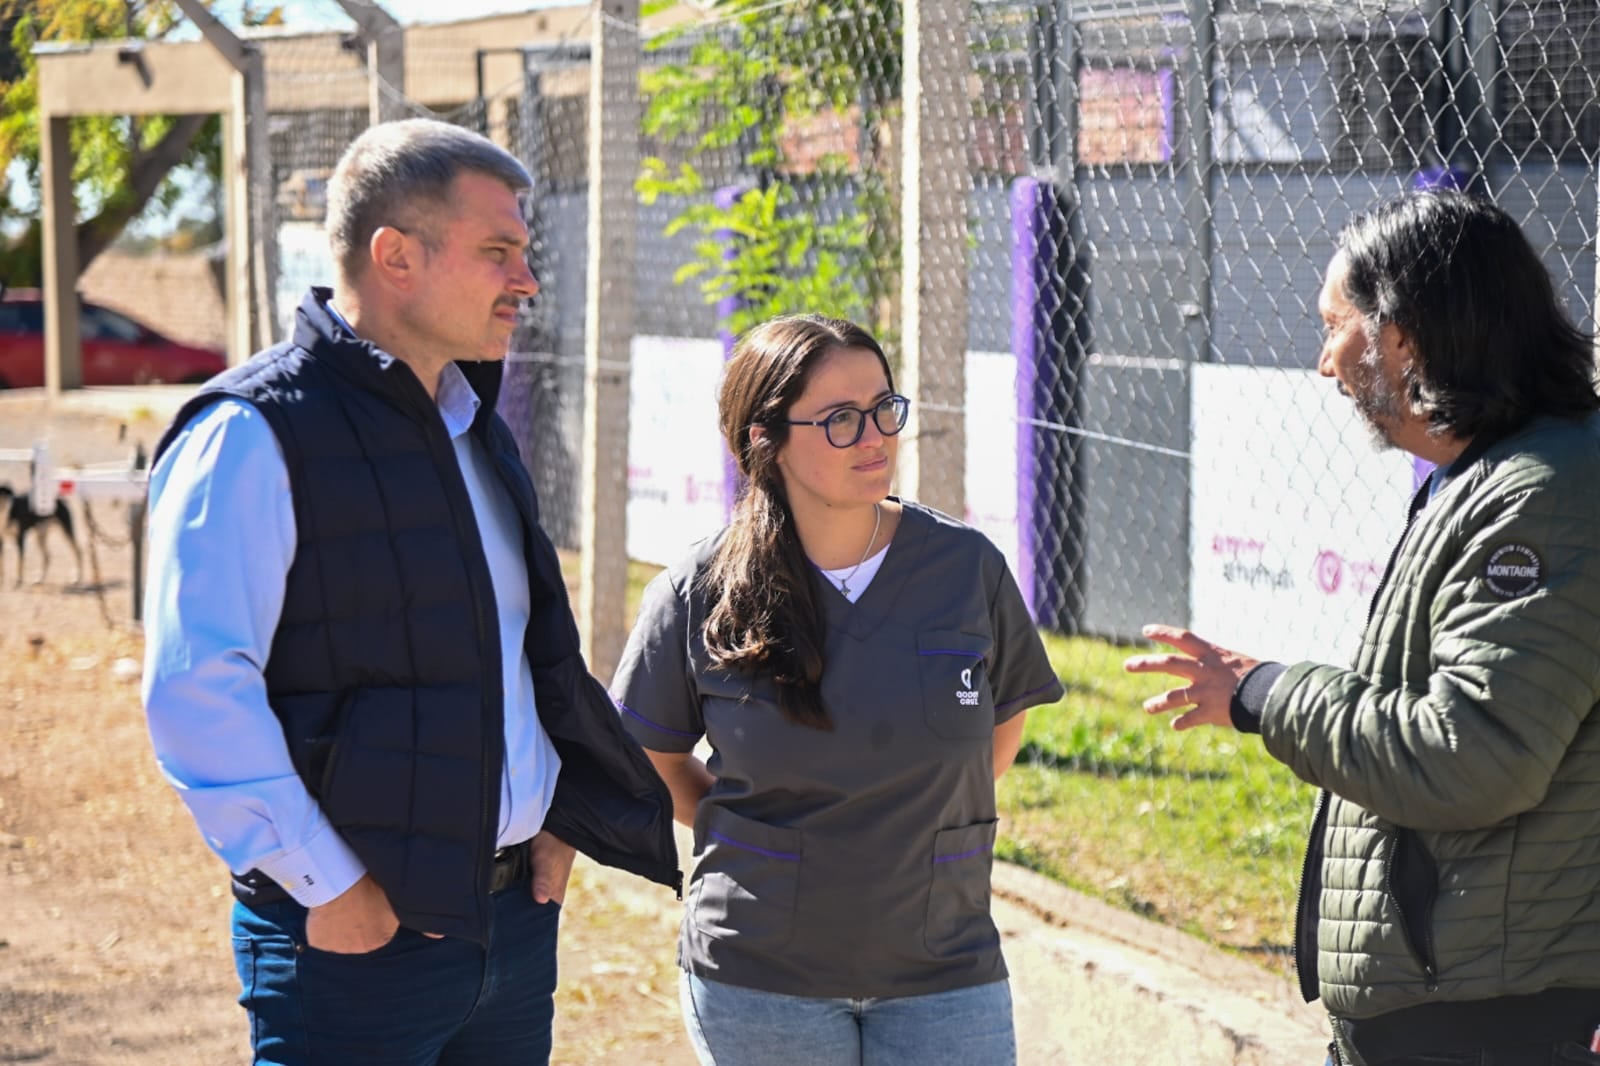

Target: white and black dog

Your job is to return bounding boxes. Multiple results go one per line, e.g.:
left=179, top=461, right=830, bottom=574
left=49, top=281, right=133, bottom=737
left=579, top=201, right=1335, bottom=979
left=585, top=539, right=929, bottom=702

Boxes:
left=0, top=483, right=83, bottom=587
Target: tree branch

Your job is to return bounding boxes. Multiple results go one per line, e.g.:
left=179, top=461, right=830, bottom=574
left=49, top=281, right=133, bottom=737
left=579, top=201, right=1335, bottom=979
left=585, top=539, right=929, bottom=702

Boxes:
left=74, top=112, right=209, bottom=270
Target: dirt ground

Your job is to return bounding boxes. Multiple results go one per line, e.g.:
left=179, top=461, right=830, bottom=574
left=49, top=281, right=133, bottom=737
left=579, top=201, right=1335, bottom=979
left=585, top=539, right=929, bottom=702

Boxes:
left=0, top=392, right=692, bottom=1065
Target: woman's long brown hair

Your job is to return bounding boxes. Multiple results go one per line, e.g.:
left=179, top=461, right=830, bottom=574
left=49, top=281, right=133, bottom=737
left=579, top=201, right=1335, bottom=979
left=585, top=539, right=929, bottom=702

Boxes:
left=700, top=314, right=893, bottom=730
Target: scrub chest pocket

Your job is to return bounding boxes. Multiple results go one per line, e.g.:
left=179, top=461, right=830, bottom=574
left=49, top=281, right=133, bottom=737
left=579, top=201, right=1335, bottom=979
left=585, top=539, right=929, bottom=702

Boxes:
left=918, top=630, right=996, bottom=740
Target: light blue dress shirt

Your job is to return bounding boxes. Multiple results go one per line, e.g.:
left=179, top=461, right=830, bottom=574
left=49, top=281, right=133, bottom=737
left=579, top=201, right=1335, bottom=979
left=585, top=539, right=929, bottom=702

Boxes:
left=142, top=353, right=561, bottom=908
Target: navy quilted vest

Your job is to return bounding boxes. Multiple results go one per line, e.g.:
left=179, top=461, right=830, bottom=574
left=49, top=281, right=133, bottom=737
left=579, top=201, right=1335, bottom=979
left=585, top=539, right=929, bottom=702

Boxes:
left=155, top=289, right=679, bottom=942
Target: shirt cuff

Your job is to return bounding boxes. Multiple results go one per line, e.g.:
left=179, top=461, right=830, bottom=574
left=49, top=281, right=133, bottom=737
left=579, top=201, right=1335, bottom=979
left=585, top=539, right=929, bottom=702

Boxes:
left=996, top=677, right=1066, bottom=723
left=1229, top=661, right=1286, bottom=735
left=250, top=822, right=367, bottom=908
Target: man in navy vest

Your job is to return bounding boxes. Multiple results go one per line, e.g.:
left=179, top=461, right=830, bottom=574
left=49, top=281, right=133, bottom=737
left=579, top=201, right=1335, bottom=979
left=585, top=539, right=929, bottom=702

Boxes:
left=141, top=118, right=679, bottom=1064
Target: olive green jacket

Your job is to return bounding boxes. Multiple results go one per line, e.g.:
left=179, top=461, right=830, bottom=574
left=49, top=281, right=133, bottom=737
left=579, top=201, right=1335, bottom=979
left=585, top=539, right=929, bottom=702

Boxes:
left=1261, top=413, right=1600, bottom=1021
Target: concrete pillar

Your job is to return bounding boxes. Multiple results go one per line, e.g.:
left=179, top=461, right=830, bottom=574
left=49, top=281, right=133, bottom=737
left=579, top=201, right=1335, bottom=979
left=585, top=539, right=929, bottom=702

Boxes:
left=331, top=0, right=406, bottom=124
left=488, top=96, right=516, bottom=150
left=578, top=0, right=639, bottom=680
left=243, top=55, right=278, bottom=350
left=40, top=115, right=82, bottom=394
left=370, top=25, right=406, bottom=123
left=172, top=0, right=276, bottom=356
left=900, top=0, right=969, bottom=519
left=224, top=84, right=253, bottom=365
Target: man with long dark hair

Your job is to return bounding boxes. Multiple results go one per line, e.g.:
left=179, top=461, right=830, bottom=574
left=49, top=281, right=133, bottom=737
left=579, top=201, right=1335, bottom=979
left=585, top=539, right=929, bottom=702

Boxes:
left=1126, top=190, right=1600, bottom=1066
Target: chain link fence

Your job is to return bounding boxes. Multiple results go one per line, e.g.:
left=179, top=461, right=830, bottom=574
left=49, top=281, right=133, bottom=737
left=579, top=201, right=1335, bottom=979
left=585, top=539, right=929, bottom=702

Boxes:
left=968, top=0, right=1600, bottom=960
left=246, top=0, right=1600, bottom=969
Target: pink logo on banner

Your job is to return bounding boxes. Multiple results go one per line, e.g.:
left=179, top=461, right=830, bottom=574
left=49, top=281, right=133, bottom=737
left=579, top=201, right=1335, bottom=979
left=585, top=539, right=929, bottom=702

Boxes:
left=1314, top=550, right=1343, bottom=593
left=1313, top=549, right=1383, bottom=597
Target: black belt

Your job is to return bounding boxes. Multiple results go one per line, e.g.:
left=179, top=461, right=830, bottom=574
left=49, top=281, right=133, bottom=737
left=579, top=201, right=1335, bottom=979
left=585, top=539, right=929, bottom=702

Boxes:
left=490, top=841, right=532, bottom=894
left=232, top=841, right=533, bottom=905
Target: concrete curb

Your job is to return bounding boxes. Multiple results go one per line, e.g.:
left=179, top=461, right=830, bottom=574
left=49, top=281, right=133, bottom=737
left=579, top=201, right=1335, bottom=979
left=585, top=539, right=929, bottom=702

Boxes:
left=994, top=861, right=1330, bottom=1064
left=5, top=384, right=199, bottom=424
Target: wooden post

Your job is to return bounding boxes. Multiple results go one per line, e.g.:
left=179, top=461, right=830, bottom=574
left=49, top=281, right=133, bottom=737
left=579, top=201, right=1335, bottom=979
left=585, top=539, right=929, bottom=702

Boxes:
left=578, top=0, right=639, bottom=680
left=900, top=0, right=970, bottom=519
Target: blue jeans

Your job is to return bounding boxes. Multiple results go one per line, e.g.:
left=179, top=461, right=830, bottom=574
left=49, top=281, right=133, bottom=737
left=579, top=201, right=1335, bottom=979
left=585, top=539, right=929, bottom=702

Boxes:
left=680, top=972, right=1017, bottom=1066
left=231, top=888, right=560, bottom=1065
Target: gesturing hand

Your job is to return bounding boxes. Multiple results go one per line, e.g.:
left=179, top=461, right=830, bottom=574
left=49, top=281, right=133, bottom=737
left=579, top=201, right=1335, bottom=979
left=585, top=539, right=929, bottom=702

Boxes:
left=1122, top=624, right=1261, bottom=731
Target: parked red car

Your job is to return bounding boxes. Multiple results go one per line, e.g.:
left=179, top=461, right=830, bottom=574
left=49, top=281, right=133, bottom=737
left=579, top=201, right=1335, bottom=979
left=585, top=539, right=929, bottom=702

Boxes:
left=0, top=288, right=225, bottom=388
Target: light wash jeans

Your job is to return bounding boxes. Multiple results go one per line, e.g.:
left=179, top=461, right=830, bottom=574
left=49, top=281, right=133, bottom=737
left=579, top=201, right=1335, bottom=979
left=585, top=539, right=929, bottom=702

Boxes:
left=680, top=972, right=1017, bottom=1066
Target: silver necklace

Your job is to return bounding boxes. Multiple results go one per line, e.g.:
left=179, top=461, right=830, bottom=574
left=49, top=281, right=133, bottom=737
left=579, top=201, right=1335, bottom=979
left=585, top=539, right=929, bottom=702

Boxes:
left=834, top=502, right=882, bottom=597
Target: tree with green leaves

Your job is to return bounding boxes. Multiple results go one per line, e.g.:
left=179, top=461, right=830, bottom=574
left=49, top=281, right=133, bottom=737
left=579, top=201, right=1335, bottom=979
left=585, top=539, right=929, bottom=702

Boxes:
left=0, top=1, right=281, bottom=287
left=636, top=0, right=901, bottom=345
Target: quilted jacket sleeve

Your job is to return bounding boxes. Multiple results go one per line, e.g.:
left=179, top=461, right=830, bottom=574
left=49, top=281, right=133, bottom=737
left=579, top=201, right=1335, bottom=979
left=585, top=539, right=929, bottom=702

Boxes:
left=1260, top=444, right=1600, bottom=831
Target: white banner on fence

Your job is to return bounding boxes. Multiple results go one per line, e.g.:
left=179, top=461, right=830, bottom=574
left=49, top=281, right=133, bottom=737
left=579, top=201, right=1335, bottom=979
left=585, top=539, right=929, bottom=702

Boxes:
left=965, top=350, right=1022, bottom=584
left=277, top=221, right=335, bottom=341
left=1190, top=364, right=1418, bottom=665
left=627, top=335, right=732, bottom=565
left=625, top=340, right=1025, bottom=578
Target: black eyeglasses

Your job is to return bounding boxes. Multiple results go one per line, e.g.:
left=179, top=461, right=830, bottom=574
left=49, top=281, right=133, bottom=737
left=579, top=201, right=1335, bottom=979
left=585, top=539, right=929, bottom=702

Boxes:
left=784, top=394, right=911, bottom=449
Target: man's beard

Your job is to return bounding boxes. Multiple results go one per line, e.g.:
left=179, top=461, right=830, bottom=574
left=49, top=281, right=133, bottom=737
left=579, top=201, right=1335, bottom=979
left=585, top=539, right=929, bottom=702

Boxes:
left=1342, top=343, right=1406, bottom=451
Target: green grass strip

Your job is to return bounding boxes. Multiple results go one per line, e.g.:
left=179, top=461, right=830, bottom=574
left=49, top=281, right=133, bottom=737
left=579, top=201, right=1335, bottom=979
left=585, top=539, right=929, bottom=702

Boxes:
left=999, top=632, right=1314, bottom=971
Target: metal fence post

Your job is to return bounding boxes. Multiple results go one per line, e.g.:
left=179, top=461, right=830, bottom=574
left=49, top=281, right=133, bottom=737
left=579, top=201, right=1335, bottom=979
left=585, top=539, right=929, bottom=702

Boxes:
left=578, top=0, right=639, bottom=681
left=900, top=0, right=970, bottom=520
left=1175, top=0, right=1218, bottom=632
left=130, top=444, right=148, bottom=624
left=1180, top=0, right=1216, bottom=366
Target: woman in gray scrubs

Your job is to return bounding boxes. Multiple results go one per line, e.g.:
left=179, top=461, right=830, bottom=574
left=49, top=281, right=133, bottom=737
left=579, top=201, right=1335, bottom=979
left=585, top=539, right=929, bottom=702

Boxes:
left=612, top=313, right=1063, bottom=1066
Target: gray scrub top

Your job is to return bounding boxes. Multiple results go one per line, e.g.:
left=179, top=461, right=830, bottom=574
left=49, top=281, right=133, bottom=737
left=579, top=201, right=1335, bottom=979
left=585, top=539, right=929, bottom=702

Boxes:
left=613, top=502, right=1064, bottom=999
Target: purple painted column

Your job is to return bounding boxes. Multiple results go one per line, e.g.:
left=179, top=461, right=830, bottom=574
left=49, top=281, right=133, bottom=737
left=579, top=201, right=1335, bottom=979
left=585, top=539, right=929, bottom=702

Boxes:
left=1011, top=180, right=1044, bottom=617
left=1010, top=176, right=1087, bottom=631
left=716, top=184, right=751, bottom=524
left=1412, top=165, right=1471, bottom=193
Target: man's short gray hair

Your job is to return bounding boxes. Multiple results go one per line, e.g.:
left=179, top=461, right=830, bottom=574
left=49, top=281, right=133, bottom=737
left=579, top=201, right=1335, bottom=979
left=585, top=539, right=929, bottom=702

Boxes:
left=326, top=118, right=533, bottom=285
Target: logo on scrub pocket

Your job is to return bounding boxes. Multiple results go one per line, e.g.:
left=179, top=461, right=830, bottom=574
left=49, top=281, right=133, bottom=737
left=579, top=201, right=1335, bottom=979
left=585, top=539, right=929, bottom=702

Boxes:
left=956, top=667, right=980, bottom=707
